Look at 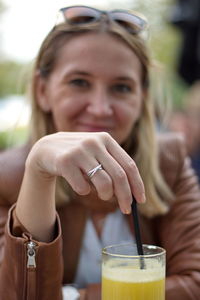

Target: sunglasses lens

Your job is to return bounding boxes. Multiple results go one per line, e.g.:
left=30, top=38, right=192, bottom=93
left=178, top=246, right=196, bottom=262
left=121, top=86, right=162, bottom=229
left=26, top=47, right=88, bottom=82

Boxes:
left=111, top=12, right=147, bottom=33
left=59, top=6, right=148, bottom=35
left=62, top=7, right=100, bottom=24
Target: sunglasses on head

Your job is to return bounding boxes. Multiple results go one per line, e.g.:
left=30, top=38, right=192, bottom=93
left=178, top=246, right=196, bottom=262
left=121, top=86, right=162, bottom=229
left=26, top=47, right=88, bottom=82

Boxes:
left=57, top=5, right=148, bottom=34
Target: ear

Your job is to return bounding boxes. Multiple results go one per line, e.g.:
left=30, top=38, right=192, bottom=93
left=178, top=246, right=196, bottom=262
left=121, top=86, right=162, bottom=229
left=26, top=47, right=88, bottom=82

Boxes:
left=35, top=73, right=51, bottom=112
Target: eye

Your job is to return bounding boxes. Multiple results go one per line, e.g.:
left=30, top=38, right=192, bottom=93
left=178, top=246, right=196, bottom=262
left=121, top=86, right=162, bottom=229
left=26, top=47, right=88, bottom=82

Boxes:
left=111, top=84, right=132, bottom=93
left=69, top=78, right=89, bottom=88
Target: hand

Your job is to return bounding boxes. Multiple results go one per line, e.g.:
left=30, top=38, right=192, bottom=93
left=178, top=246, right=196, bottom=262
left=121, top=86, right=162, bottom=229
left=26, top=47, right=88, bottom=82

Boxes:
left=27, top=132, right=145, bottom=214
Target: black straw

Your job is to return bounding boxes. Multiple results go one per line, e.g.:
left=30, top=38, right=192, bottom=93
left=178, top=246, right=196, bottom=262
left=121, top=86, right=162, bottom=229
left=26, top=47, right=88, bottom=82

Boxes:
left=131, top=196, right=145, bottom=269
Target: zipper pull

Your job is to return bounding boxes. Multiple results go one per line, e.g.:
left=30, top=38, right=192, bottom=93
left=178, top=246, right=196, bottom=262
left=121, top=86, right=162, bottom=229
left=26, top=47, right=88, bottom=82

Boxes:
left=27, top=241, right=36, bottom=268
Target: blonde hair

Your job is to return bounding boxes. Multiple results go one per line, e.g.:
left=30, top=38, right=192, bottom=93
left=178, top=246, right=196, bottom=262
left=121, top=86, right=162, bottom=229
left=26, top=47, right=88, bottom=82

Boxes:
left=29, top=20, right=173, bottom=218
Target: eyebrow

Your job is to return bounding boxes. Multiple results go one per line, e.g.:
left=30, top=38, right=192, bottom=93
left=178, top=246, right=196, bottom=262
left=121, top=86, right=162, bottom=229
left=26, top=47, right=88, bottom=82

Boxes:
left=63, top=70, right=91, bottom=77
left=114, top=76, right=136, bottom=82
left=63, top=70, right=137, bottom=84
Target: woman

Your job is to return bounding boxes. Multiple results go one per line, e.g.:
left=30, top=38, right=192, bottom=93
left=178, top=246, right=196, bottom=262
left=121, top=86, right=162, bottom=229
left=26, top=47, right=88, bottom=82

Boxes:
left=0, top=5, right=200, bottom=300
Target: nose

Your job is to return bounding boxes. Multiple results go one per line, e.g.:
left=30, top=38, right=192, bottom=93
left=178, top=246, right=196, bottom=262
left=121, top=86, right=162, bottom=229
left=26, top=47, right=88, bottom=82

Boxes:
left=86, top=86, right=113, bottom=117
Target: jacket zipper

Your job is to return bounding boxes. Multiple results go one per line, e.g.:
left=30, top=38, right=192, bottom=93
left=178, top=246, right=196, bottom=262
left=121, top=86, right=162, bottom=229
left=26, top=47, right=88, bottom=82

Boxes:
left=25, top=240, right=37, bottom=300
left=27, top=241, right=36, bottom=268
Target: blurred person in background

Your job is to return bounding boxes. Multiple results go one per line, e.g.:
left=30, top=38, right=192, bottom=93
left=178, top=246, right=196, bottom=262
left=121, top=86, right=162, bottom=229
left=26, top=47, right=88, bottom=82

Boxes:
left=170, top=0, right=200, bottom=85
left=169, top=0, right=200, bottom=181
left=169, top=81, right=200, bottom=180
left=0, top=5, right=200, bottom=300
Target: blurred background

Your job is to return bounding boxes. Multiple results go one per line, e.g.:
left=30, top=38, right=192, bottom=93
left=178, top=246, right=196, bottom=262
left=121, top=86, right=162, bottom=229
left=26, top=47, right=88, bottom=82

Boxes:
left=0, top=0, right=200, bottom=154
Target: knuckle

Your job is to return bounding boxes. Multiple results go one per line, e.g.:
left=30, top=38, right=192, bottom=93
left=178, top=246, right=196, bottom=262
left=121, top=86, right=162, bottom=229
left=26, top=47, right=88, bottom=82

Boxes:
left=81, top=132, right=112, bottom=150
left=81, top=136, right=99, bottom=149
left=98, top=131, right=111, bottom=142
left=126, top=159, right=137, bottom=173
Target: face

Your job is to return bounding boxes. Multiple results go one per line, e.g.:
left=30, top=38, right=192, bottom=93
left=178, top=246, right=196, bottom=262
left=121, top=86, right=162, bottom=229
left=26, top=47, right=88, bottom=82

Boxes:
left=37, top=32, right=145, bottom=144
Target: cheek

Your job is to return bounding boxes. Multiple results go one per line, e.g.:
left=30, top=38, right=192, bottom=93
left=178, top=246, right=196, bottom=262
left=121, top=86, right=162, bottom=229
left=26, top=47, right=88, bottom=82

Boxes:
left=51, top=97, right=87, bottom=130
left=53, top=97, right=84, bottom=117
left=115, top=100, right=142, bottom=127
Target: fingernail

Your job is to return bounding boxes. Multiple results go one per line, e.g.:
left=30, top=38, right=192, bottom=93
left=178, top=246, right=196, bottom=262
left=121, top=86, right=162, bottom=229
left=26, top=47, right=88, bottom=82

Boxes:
left=124, top=207, right=131, bottom=214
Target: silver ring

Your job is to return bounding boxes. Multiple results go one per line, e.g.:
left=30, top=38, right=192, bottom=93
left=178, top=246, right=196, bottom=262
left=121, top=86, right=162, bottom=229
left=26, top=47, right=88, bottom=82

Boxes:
left=87, top=164, right=103, bottom=178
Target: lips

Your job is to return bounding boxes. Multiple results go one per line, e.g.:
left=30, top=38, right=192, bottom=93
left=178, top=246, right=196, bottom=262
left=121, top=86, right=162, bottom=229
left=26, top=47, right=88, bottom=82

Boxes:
left=76, top=122, right=114, bottom=132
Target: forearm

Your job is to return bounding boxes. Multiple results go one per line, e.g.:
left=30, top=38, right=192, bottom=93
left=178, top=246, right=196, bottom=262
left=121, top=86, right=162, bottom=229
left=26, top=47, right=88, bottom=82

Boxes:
left=16, top=164, right=57, bottom=242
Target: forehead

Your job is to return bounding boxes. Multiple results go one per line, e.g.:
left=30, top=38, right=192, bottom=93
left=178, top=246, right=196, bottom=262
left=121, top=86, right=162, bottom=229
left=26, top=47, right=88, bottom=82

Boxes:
left=52, top=32, right=142, bottom=78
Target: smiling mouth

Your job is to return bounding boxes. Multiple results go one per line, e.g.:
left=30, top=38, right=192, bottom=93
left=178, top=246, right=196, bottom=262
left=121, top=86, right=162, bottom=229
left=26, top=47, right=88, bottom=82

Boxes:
left=76, top=122, right=114, bottom=132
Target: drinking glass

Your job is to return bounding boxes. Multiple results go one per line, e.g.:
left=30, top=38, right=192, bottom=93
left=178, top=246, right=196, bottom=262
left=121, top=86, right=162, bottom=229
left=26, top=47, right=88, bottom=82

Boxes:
left=102, top=243, right=165, bottom=300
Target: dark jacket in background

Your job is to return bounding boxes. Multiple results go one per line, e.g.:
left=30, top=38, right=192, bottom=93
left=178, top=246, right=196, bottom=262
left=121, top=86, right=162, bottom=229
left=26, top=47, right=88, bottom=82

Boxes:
left=170, top=0, right=200, bottom=84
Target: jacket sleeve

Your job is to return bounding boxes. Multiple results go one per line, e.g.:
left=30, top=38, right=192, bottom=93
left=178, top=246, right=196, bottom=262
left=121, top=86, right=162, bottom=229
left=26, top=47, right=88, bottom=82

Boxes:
left=158, top=138, right=200, bottom=300
left=0, top=204, right=63, bottom=300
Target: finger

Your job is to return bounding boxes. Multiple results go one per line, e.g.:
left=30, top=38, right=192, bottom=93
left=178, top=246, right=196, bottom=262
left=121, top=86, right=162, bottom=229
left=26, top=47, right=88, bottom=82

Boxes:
left=80, top=137, right=139, bottom=212
left=95, top=152, right=133, bottom=214
left=60, top=151, right=114, bottom=200
left=87, top=168, right=114, bottom=201
left=67, top=149, right=114, bottom=201
left=61, top=163, right=91, bottom=196
left=106, top=139, right=146, bottom=204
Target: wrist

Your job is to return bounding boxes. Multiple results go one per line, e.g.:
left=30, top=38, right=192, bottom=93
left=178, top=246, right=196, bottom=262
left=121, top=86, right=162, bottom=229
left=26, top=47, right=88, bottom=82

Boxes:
left=26, top=139, right=56, bottom=181
left=25, top=154, right=56, bottom=182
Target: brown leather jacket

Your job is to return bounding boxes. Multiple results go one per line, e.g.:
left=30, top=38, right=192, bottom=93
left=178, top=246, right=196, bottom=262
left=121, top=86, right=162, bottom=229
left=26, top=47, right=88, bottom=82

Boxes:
left=0, top=133, right=200, bottom=300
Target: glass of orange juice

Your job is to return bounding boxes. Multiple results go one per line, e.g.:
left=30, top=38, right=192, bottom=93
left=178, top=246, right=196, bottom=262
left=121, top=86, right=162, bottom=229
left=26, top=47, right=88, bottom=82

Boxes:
left=102, top=243, right=165, bottom=300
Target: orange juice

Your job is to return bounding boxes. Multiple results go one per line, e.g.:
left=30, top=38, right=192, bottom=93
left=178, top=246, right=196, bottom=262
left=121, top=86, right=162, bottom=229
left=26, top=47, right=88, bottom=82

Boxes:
left=102, top=259, right=165, bottom=300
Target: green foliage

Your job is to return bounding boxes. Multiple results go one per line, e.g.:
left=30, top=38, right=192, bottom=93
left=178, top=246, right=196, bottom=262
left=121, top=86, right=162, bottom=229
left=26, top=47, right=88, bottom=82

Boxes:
left=0, top=131, right=8, bottom=149
left=149, top=25, right=189, bottom=108
left=0, top=0, right=31, bottom=98
left=0, top=126, right=28, bottom=149
left=0, top=61, right=30, bottom=98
